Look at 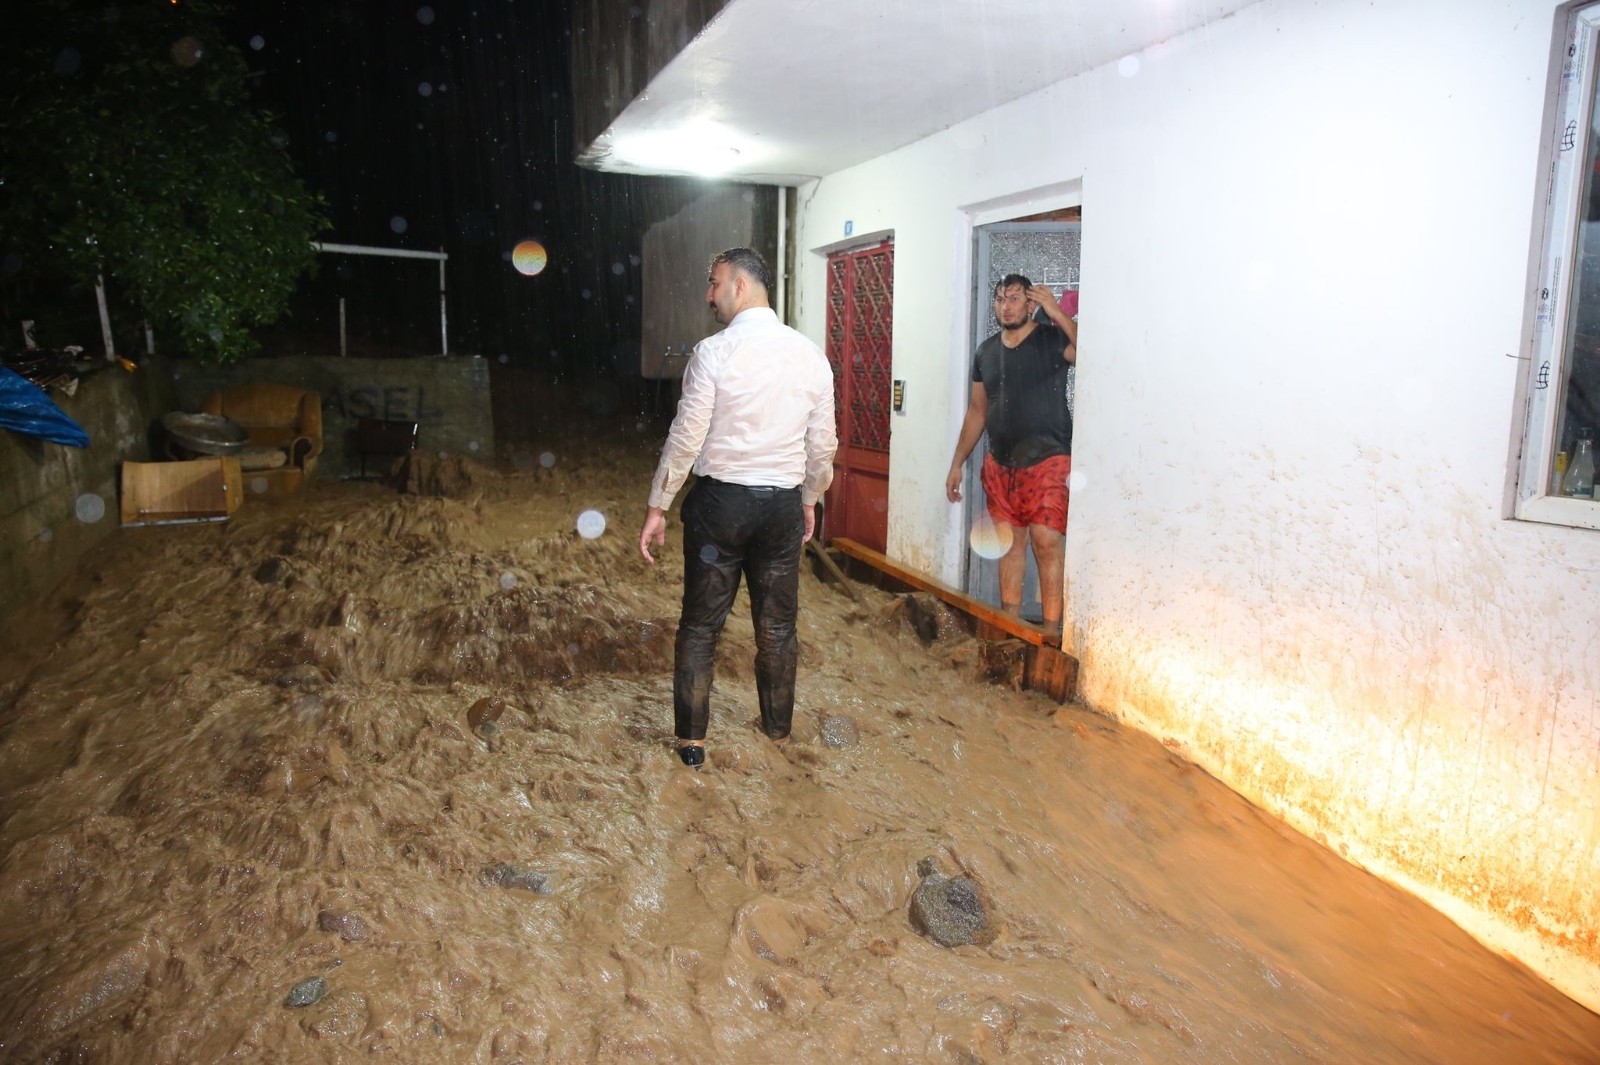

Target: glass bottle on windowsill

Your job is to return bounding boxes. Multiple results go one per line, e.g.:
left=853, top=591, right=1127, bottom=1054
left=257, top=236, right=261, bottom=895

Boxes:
left=1562, top=433, right=1595, bottom=499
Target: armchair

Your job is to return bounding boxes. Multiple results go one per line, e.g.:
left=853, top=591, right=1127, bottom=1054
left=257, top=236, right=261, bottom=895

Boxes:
left=201, top=382, right=324, bottom=497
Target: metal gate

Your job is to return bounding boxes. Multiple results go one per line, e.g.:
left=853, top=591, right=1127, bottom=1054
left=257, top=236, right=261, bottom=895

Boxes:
left=964, top=222, right=1081, bottom=618
left=823, top=241, right=894, bottom=552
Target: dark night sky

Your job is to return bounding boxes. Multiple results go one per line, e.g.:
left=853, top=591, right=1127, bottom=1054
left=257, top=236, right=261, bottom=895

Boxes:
left=227, top=0, right=686, bottom=375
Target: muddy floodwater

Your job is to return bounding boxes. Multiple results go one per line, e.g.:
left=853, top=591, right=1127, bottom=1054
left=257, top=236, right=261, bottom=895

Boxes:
left=1, top=427, right=1597, bottom=1064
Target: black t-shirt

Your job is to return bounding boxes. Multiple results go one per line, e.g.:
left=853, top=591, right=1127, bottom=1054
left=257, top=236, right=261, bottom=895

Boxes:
left=971, top=322, right=1073, bottom=468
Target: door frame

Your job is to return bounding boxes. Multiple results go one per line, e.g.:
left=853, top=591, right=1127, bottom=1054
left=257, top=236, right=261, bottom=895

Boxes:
left=953, top=212, right=1081, bottom=630
left=821, top=236, right=895, bottom=551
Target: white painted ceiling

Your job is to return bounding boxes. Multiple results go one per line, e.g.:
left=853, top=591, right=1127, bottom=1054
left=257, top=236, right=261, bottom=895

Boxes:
left=579, top=0, right=1263, bottom=184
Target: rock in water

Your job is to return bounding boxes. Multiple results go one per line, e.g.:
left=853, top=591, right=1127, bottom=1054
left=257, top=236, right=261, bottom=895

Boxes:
left=483, top=862, right=551, bottom=894
left=254, top=557, right=287, bottom=584
left=317, top=910, right=370, bottom=942
left=285, top=975, right=327, bottom=1007
left=903, top=593, right=960, bottom=644
left=820, top=714, right=859, bottom=748
left=909, top=873, right=990, bottom=948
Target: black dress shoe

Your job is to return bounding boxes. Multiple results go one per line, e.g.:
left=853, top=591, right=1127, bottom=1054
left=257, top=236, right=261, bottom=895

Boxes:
left=677, top=744, right=705, bottom=768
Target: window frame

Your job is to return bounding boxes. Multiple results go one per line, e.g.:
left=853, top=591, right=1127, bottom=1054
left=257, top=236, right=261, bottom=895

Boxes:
left=1515, top=1, right=1600, bottom=531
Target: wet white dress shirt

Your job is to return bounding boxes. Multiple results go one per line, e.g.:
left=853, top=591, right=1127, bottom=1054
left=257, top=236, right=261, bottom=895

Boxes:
left=648, top=307, right=838, bottom=510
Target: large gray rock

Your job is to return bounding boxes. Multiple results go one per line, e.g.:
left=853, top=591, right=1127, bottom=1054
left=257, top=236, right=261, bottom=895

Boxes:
left=909, top=871, right=991, bottom=948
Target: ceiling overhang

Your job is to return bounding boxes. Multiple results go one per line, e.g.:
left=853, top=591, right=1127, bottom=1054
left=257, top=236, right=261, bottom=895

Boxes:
left=578, top=0, right=1262, bottom=184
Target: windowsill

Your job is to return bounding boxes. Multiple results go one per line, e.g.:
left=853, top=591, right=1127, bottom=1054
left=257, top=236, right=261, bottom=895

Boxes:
left=1514, top=494, right=1600, bottom=532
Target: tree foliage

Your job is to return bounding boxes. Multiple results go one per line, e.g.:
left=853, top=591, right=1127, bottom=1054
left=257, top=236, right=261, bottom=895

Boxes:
left=0, top=0, right=325, bottom=363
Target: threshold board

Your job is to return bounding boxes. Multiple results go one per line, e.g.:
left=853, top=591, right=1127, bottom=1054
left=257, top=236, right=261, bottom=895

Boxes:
left=828, top=537, right=1077, bottom=703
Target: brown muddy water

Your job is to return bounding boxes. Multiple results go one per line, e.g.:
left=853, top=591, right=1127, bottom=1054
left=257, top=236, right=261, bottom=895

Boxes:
left=1, top=430, right=1597, bottom=1064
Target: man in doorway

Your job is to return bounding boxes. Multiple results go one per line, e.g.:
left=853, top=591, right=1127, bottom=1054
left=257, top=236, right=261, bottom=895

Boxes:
left=638, top=247, right=838, bottom=768
left=944, top=274, right=1077, bottom=637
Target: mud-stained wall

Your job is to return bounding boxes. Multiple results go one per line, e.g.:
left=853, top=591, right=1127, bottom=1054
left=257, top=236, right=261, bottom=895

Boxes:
left=0, top=361, right=174, bottom=623
left=569, top=0, right=730, bottom=158
left=791, top=0, right=1600, bottom=1011
left=640, top=186, right=777, bottom=379
left=170, top=356, right=493, bottom=477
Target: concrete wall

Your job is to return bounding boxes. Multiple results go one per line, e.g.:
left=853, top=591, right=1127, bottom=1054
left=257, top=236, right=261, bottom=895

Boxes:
left=570, top=0, right=731, bottom=157
left=171, top=356, right=495, bottom=476
left=0, top=362, right=174, bottom=624
left=791, top=0, right=1600, bottom=1010
left=640, top=185, right=777, bottom=378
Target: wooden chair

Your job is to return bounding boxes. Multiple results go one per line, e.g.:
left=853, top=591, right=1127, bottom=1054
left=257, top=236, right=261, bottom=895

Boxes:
left=355, top=418, right=419, bottom=479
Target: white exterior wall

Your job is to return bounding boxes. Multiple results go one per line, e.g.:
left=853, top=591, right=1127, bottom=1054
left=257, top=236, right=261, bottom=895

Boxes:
left=793, top=0, right=1600, bottom=1009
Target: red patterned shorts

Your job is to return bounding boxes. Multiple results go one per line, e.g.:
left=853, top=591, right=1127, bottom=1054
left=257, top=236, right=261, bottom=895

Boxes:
left=980, top=453, right=1071, bottom=533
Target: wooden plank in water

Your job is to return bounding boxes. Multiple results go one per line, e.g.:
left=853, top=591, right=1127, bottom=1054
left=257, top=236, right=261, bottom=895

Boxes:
left=830, top=537, right=1050, bottom=647
left=830, top=537, right=1078, bottom=703
left=805, top=539, right=858, bottom=601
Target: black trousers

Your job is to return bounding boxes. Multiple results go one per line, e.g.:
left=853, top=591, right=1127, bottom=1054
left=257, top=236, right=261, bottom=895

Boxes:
left=674, top=477, right=804, bottom=742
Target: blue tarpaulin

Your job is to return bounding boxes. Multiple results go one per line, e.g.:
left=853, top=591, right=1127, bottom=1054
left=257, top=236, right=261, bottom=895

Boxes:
left=0, top=367, right=90, bottom=448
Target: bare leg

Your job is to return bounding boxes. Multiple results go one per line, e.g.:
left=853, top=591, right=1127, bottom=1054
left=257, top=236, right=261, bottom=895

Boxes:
left=1030, top=523, right=1065, bottom=630
left=997, top=521, right=1027, bottom=614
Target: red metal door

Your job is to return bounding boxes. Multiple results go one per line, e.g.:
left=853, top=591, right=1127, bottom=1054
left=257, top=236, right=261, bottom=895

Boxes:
left=823, top=242, right=893, bottom=552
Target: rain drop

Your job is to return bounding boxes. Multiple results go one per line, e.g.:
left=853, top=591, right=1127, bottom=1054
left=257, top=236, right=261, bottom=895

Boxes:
left=512, top=240, right=548, bottom=276
left=968, top=512, right=1013, bottom=561
left=611, top=262, right=625, bottom=275
left=250, top=35, right=266, bottom=51
left=170, top=37, right=205, bottom=67
left=390, top=216, right=408, bottom=234
left=499, top=572, right=518, bottom=590
left=325, top=130, right=338, bottom=143
left=417, top=5, right=435, bottom=25
left=37, top=527, right=53, bottom=544
left=250, top=477, right=270, bottom=495
left=1118, top=54, right=1141, bottom=78
left=698, top=545, right=719, bottom=564
left=468, top=441, right=479, bottom=452
left=74, top=493, right=105, bottom=524
left=576, top=510, right=607, bottom=539
left=532, top=200, right=544, bottom=211
left=580, top=288, right=592, bottom=299
left=418, top=81, right=433, bottom=97
left=497, top=353, right=509, bottom=364
left=539, top=451, right=556, bottom=468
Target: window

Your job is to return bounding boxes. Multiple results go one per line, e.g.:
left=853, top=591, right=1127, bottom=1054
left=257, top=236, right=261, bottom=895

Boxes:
left=1517, top=2, right=1600, bottom=529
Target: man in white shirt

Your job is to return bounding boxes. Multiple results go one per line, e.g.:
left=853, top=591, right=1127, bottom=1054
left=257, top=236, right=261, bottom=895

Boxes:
left=638, top=248, right=838, bottom=768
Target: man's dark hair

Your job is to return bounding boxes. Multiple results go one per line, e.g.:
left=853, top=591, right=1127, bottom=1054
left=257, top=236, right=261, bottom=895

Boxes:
left=711, top=247, right=775, bottom=295
left=995, top=273, right=1033, bottom=296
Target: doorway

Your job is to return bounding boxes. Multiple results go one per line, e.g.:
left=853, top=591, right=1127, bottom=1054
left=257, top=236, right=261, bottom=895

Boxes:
left=823, top=240, right=894, bottom=552
left=963, top=216, right=1081, bottom=621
